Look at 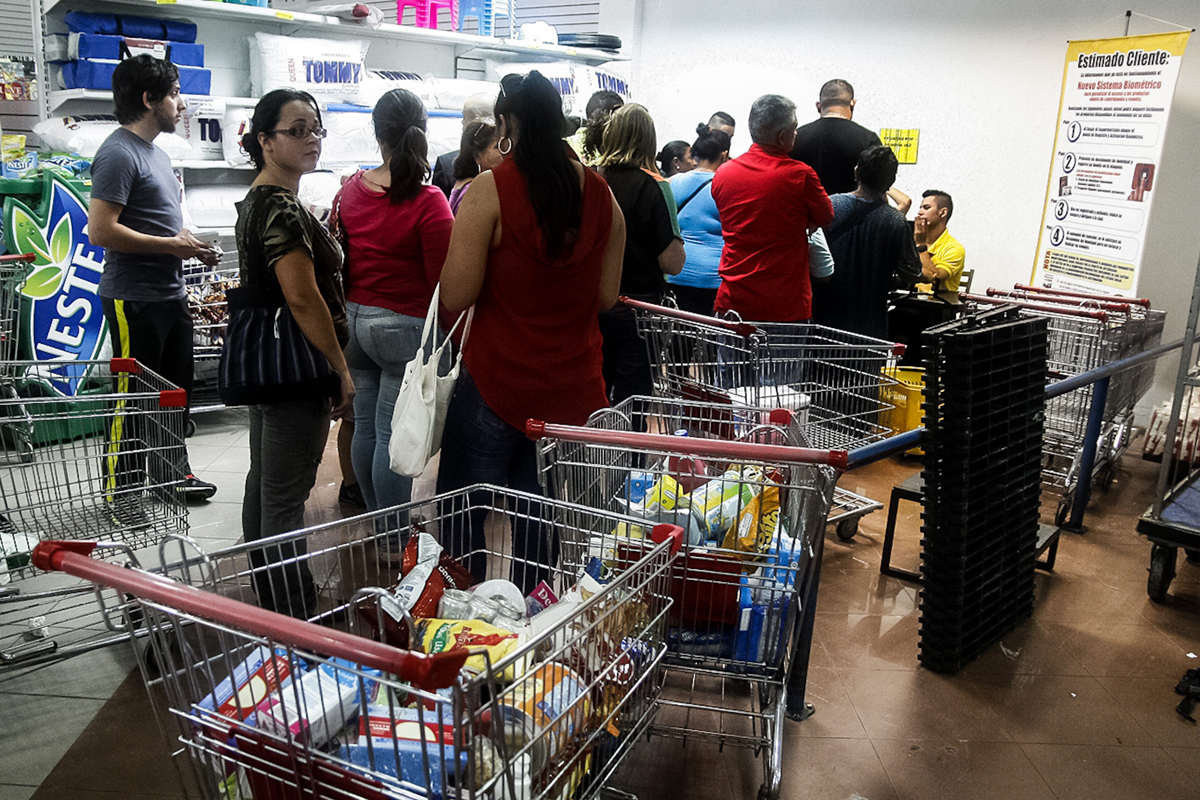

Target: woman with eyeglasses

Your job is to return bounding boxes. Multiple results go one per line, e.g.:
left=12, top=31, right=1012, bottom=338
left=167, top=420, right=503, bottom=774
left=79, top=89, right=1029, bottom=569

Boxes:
left=449, top=119, right=501, bottom=214
left=329, top=88, right=453, bottom=540
left=234, top=88, right=353, bottom=618
left=437, top=71, right=626, bottom=592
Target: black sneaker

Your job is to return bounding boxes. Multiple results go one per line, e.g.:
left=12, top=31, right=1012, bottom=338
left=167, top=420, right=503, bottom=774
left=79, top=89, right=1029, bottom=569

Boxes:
left=338, top=481, right=365, bottom=507
left=109, top=494, right=152, bottom=529
left=177, top=475, right=217, bottom=503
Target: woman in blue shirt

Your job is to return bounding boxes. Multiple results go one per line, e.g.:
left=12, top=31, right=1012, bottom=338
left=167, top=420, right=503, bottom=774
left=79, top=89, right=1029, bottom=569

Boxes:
left=667, top=124, right=731, bottom=315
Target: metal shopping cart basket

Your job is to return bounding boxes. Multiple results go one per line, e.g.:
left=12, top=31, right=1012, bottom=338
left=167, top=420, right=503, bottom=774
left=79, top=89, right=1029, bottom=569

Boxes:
left=623, top=297, right=895, bottom=540
left=184, top=238, right=239, bottom=412
left=1, top=357, right=188, bottom=667
left=33, top=484, right=679, bottom=800
left=965, top=292, right=1161, bottom=524
left=0, top=253, right=33, bottom=362
left=530, top=417, right=843, bottom=800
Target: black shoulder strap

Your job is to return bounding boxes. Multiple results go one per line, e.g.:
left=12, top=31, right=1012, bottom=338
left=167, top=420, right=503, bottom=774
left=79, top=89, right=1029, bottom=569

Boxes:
left=676, top=178, right=714, bottom=212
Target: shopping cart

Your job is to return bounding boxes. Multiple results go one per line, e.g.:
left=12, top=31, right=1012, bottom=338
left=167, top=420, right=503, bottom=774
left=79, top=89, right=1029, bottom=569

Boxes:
left=1, top=358, right=188, bottom=667
left=530, top=417, right=843, bottom=800
left=34, top=484, right=680, bottom=800
left=623, top=297, right=893, bottom=540
left=965, top=291, right=1164, bottom=523
left=184, top=237, right=239, bottom=412
left=0, top=253, right=34, bottom=363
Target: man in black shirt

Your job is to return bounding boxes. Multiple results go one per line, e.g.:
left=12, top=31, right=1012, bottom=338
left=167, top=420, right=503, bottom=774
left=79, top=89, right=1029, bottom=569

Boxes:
left=790, top=79, right=882, bottom=196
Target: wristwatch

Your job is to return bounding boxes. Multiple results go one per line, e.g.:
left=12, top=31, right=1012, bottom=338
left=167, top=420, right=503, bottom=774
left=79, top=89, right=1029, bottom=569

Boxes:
left=915, top=244, right=929, bottom=253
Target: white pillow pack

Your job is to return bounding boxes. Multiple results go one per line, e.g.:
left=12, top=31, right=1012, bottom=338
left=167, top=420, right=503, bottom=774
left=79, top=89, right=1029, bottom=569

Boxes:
left=221, top=107, right=253, bottom=166
left=177, top=98, right=226, bottom=160
left=251, top=32, right=369, bottom=104
left=360, top=70, right=435, bottom=109
left=425, top=76, right=499, bottom=111
left=319, top=108, right=380, bottom=170
left=33, top=116, right=191, bottom=159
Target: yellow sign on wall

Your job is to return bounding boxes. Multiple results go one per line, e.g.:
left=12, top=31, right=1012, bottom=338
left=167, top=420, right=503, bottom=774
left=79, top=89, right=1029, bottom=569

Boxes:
left=879, top=128, right=920, bottom=164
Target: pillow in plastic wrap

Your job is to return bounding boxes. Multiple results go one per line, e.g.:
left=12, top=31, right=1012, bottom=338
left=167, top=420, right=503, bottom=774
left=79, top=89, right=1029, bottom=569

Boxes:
left=490, top=61, right=575, bottom=112
left=426, top=76, right=499, bottom=111
left=319, top=106, right=380, bottom=170
left=252, top=32, right=369, bottom=104
left=222, top=107, right=253, bottom=166
left=361, top=70, right=435, bottom=108
left=178, top=98, right=226, bottom=160
left=573, top=65, right=631, bottom=108
left=33, top=116, right=190, bottom=159
left=184, top=185, right=248, bottom=229
left=425, top=113, right=462, bottom=164
left=298, top=171, right=344, bottom=225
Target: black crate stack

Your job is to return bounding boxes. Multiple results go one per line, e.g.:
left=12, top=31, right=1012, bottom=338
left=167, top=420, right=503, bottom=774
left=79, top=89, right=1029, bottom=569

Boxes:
left=918, top=306, right=1048, bottom=673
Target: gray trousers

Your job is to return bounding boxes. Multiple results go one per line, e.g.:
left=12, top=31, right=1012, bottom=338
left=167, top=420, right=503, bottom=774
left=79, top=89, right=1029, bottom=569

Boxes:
left=243, top=397, right=330, bottom=618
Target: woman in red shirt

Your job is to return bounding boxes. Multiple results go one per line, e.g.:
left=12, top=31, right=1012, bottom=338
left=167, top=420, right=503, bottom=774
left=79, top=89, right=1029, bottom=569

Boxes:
left=438, top=71, right=626, bottom=591
left=332, top=88, right=453, bottom=525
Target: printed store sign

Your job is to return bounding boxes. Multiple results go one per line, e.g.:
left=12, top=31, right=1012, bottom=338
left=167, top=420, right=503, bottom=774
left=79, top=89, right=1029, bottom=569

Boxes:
left=1, top=175, right=108, bottom=396
left=1031, top=31, right=1190, bottom=296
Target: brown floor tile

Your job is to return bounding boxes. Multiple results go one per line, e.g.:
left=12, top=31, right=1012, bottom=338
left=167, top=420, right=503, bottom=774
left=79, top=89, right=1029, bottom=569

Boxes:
left=1165, top=747, right=1200, bottom=779
left=757, top=737, right=900, bottom=800
left=873, top=739, right=1057, bottom=800
left=27, top=792, right=184, bottom=800
left=1097, top=676, right=1200, bottom=749
left=961, top=618, right=1089, bottom=677
left=1033, top=568, right=1150, bottom=626
left=839, top=668, right=1013, bottom=742
left=816, top=614, right=921, bottom=671
left=1046, top=620, right=1194, bottom=680
left=1021, top=743, right=1198, bottom=800
left=790, top=666, right=868, bottom=739
left=609, top=734, right=735, bottom=800
left=812, top=569, right=921, bottom=617
left=969, top=672, right=1154, bottom=746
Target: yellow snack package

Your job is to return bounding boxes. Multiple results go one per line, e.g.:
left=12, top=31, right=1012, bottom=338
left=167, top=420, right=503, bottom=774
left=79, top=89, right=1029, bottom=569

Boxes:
left=642, top=474, right=682, bottom=512
left=416, top=618, right=527, bottom=681
left=723, top=486, right=781, bottom=555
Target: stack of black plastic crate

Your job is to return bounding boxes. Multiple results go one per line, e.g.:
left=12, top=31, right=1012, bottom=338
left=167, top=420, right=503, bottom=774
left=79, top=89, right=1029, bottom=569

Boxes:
left=918, top=305, right=1048, bottom=673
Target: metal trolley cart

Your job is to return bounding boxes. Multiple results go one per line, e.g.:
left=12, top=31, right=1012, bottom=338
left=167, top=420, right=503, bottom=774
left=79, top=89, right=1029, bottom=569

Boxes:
left=530, top=416, right=842, bottom=799
left=622, top=297, right=893, bottom=540
left=965, top=291, right=1164, bottom=524
left=184, top=238, right=239, bottom=412
left=0, top=253, right=34, bottom=362
left=34, top=485, right=679, bottom=800
left=0, top=358, right=188, bottom=666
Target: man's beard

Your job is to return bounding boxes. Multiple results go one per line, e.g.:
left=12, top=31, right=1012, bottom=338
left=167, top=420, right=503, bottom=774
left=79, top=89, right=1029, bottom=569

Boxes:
left=156, top=106, right=178, bottom=135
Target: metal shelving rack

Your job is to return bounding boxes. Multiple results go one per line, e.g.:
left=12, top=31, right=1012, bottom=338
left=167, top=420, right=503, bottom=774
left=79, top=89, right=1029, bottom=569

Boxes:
left=1137, top=251, right=1200, bottom=602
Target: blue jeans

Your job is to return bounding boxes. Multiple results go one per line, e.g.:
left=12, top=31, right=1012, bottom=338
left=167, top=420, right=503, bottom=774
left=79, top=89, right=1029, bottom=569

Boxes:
left=344, top=302, right=425, bottom=521
left=436, top=371, right=556, bottom=594
left=243, top=396, right=330, bottom=618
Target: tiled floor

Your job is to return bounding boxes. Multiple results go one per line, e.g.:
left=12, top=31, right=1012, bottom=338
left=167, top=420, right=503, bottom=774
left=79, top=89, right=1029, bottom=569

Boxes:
left=0, top=413, right=1198, bottom=799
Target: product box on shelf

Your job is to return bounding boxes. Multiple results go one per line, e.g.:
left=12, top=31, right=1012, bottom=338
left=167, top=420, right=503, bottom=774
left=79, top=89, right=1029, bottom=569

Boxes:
left=44, top=33, right=205, bottom=67
left=64, top=11, right=198, bottom=43
left=60, top=60, right=211, bottom=95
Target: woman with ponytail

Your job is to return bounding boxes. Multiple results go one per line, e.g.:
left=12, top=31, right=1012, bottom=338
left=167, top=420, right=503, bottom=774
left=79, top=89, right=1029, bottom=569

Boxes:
left=437, top=71, right=626, bottom=591
left=330, top=87, right=454, bottom=529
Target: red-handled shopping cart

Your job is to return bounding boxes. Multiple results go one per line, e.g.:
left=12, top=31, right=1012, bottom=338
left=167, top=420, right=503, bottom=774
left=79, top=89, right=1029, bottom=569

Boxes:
left=35, top=485, right=679, bottom=800
left=622, top=297, right=895, bottom=539
left=1, top=358, right=188, bottom=668
left=530, top=416, right=841, bottom=800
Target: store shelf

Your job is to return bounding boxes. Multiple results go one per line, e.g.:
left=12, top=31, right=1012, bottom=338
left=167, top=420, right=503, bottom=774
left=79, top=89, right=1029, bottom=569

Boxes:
left=47, top=88, right=259, bottom=113
left=43, top=0, right=626, bottom=64
left=172, top=159, right=253, bottom=170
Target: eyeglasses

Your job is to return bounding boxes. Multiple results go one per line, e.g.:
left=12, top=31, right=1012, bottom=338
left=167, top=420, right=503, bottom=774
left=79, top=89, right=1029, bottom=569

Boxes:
left=265, top=126, right=328, bottom=140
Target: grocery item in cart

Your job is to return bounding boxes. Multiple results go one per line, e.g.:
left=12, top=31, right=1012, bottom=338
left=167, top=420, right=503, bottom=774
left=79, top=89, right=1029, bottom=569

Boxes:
left=340, top=705, right=464, bottom=792
left=416, top=617, right=527, bottom=680
left=195, top=645, right=302, bottom=726
left=255, top=657, right=379, bottom=747
left=498, top=661, right=591, bottom=772
left=724, top=485, right=782, bottom=555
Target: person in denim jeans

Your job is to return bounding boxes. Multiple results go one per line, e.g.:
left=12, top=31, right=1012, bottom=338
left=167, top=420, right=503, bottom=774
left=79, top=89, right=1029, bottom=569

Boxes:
left=437, top=71, right=626, bottom=593
left=331, top=89, right=453, bottom=529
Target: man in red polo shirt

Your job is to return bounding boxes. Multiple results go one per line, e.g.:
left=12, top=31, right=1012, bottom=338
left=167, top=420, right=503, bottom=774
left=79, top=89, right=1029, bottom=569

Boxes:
left=712, top=94, right=834, bottom=322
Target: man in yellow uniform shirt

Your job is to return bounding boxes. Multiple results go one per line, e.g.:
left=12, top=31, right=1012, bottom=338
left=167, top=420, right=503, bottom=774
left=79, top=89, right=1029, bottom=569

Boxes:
left=913, top=189, right=966, bottom=291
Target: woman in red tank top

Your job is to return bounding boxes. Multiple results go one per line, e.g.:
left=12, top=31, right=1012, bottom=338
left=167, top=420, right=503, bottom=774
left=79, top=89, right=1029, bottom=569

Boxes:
left=437, top=71, right=627, bottom=592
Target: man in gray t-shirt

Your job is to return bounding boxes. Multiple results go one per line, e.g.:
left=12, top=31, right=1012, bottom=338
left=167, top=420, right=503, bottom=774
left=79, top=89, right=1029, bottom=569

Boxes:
left=89, top=55, right=221, bottom=505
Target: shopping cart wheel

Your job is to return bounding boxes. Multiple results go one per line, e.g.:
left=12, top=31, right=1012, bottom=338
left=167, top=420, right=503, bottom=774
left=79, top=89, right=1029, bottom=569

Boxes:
left=1147, top=544, right=1176, bottom=604
left=1054, top=498, right=1071, bottom=528
left=186, top=418, right=196, bottom=438
left=835, top=517, right=857, bottom=541
left=1097, top=464, right=1115, bottom=492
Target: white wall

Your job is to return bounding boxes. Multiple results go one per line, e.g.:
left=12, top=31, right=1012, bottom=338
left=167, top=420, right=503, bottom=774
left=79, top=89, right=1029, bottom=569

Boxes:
left=625, top=0, right=1200, bottom=414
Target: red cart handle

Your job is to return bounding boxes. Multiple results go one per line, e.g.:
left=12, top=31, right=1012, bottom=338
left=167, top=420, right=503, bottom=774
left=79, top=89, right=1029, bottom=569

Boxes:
left=618, top=296, right=760, bottom=337
left=0, top=252, right=36, bottom=264
left=527, top=419, right=849, bottom=470
left=32, top=541, right=469, bottom=690
left=986, top=287, right=1132, bottom=314
left=1012, top=283, right=1151, bottom=308
left=960, top=293, right=1109, bottom=321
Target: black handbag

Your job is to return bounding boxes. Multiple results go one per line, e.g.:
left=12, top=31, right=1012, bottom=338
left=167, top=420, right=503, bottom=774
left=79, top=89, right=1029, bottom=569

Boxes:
left=217, top=286, right=341, bottom=406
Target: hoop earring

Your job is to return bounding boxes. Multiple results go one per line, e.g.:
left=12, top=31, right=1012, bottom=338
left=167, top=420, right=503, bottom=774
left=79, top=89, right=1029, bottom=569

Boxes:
left=498, top=136, right=512, bottom=155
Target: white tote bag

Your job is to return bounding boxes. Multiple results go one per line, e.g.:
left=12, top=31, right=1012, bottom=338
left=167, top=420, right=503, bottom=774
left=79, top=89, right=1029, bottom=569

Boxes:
left=388, top=284, right=472, bottom=478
